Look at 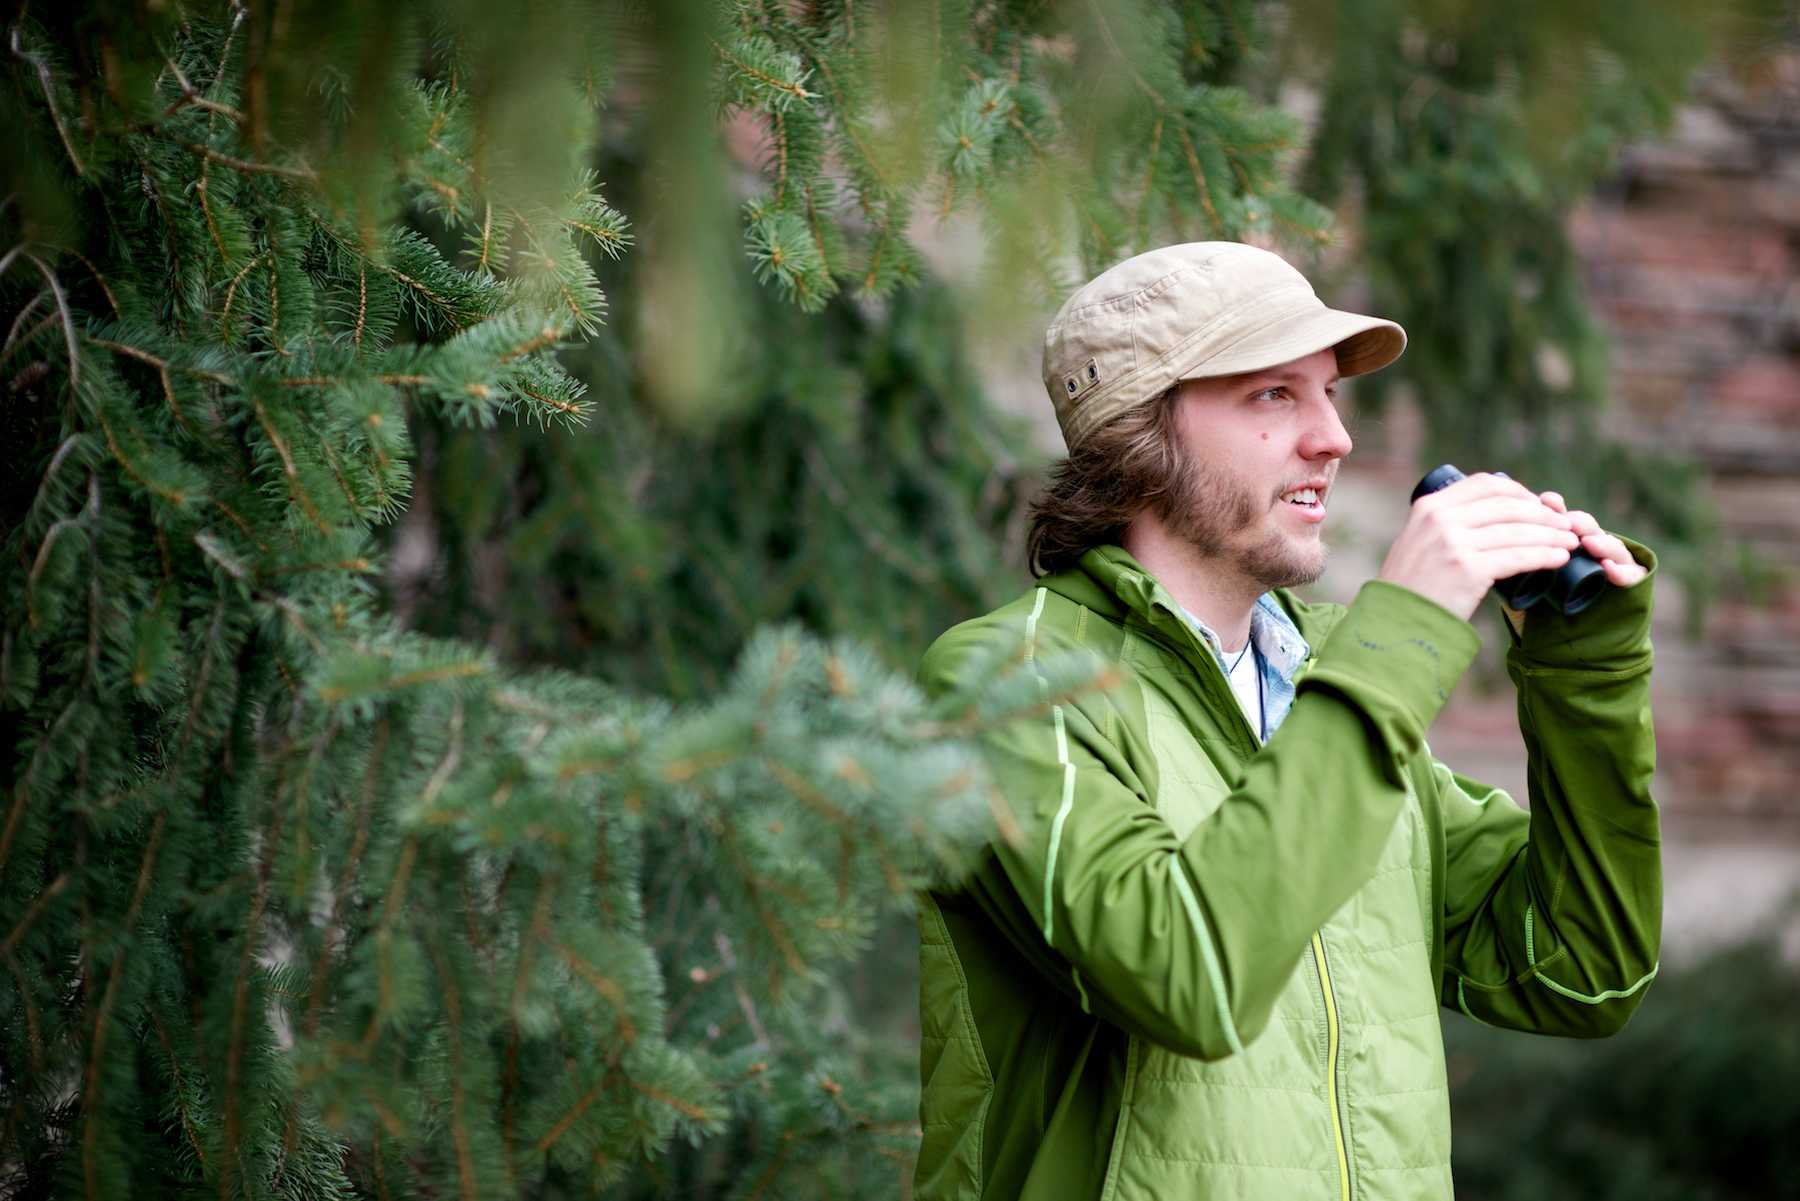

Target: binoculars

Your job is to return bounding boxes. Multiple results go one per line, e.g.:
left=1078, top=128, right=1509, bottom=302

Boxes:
left=1411, top=464, right=1610, bottom=616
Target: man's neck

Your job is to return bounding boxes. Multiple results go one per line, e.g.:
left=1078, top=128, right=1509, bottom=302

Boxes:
left=1120, top=522, right=1261, bottom=653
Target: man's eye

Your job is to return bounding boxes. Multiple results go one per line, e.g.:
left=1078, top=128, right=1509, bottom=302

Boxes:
left=1255, top=387, right=1287, bottom=402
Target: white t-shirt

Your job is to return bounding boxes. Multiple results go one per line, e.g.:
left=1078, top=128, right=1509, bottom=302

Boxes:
left=1223, top=642, right=1265, bottom=742
left=1178, top=596, right=1311, bottom=745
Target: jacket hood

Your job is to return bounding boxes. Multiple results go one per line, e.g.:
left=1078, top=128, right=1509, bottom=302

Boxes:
left=1038, top=544, right=1347, bottom=650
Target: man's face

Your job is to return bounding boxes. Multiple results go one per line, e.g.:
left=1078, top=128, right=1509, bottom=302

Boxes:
left=1155, top=347, right=1351, bottom=591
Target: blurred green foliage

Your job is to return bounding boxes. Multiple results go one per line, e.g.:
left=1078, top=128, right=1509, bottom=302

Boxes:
left=1445, top=933, right=1800, bottom=1200
left=399, top=273, right=1029, bottom=695
left=1294, top=0, right=1789, bottom=608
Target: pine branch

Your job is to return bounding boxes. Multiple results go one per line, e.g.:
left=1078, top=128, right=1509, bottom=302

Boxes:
left=160, top=52, right=245, bottom=125
left=12, top=250, right=80, bottom=386
left=10, top=24, right=85, bottom=175
left=251, top=397, right=329, bottom=532
left=0, top=871, right=67, bottom=956
left=81, top=812, right=167, bottom=1201
left=425, top=935, right=479, bottom=1201
left=181, top=139, right=315, bottom=181
left=0, top=10, right=1298, bottom=1198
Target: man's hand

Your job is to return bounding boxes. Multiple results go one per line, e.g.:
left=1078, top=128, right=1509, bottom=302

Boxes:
left=1534, top=489, right=1649, bottom=588
left=1378, top=473, right=1580, bottom=621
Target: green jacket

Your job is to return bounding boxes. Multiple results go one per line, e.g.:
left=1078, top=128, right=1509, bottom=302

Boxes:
left=915, top=544, right=1661, bottom=1201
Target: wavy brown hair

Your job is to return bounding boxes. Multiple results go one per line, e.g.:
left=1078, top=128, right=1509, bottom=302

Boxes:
left=1026, top=385, right=1188, bottom=576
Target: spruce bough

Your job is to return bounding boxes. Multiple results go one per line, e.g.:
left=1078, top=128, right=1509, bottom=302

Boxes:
left=0, top=9, right=1080, bottom=1197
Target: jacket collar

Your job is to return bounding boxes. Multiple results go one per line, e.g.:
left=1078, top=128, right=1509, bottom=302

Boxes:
left=1180, top=594, right=1313, bottom=683
left=1039, top=544, right=1336, bottom=661
left=1038, top=544, right=1160, bottom=625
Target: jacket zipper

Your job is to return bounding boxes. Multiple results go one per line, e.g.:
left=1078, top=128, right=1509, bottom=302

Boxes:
left=1311, top=932, right=1352, bottom=1201
left=1162, top=603, right=1353, bottom=1196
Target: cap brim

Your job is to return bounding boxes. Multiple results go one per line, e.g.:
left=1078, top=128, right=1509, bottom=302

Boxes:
left=1177, top=307, right=1406, bottom=383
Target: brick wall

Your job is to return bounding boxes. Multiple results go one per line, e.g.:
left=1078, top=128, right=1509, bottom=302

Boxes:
left=1571, top=56, right=1800, bottom=822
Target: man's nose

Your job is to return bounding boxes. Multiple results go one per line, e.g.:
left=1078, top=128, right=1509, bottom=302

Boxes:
left=1301, top=395, right=1353, bottom=461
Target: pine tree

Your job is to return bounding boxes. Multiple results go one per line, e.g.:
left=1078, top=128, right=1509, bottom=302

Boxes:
left=0, top=6, right=1108, bottom=1197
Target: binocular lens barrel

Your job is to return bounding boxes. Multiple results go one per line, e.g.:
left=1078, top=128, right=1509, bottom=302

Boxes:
left=1557, top=553, right=1611, bottom=615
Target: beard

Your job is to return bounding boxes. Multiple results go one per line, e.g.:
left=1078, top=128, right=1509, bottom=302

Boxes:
left=1153, top=450, right=1328, bottom=591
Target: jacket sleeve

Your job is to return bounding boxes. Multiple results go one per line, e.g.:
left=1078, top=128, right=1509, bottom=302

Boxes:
left=922, top=580, right=1480, bottom=1061
left=1438, top=537, right=1661, bottom=1036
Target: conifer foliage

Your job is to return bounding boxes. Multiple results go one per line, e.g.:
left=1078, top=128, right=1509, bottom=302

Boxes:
left=0, top=5, right=1116, bottom=1197
left=714, top=0, right=1328, bottom=309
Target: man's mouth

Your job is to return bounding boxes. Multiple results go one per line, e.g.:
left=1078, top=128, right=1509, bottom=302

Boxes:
left=1278, top=485, right=1326, bottom=513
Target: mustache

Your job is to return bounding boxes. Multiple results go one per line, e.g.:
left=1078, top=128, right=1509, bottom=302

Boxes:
left=1270, top=471, right=1337, bottom=501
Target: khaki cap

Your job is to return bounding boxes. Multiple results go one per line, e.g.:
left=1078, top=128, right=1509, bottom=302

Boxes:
left=1042, top=242, right=1406, bottom=448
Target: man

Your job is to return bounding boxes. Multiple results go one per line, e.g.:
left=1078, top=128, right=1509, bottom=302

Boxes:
left=914, top=242, right=1659, bottom=1201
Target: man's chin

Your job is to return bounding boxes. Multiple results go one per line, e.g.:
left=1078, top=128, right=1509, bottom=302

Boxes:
left=1267, top=563, right=1326, bottom=591
left=1247, top=538, right=1327, bottom=591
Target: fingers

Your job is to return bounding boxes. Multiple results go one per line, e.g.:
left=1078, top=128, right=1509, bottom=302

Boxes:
left=1580, top=529, right=1632, bottom=563
left=1389, top=470, right=1646, bottom=619
left=1481, top=544, right=1573, bottom=578
left=1421, top=475, right=1573, bottom=531
left=1562, top=509, right=1642, bottom=574
left=1562, top=507, right=1604, bottom=539
left=1445, top=495, right=1574, bottom=531
left=1539, top=499, right=1650, bottom=587
left=1427, top=472, right=1540, bottom=506
left=1602, top=558, right=1649, bottom=587
left=1471, top=522, right=1581, bottom=551
left=1487, top=489, right=1648, bottom=582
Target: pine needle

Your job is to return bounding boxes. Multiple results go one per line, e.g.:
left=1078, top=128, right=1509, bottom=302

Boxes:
left=20, top=252, right=79, bottom=388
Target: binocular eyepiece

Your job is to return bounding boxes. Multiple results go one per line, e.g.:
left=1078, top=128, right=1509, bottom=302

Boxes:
left=1411, top=464, right=1610, bottom=617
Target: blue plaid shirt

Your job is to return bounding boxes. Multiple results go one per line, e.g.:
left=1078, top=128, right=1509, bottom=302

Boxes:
left=1178, top=594, right=1311, bottom=742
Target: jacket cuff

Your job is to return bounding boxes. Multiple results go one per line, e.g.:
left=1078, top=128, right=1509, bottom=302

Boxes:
left=1507, top=536, right=1657, bottom=671
left=1299, top=580, right=1480, bottom=769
